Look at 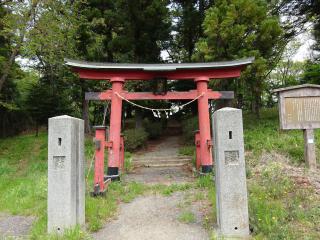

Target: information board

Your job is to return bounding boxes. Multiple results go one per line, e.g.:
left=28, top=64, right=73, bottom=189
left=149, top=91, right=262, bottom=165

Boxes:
left=283, top=97, right=320, bottom=129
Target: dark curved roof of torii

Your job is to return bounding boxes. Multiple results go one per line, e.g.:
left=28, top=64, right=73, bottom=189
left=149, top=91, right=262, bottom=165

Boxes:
left=65, top=57, right=254, bottom=71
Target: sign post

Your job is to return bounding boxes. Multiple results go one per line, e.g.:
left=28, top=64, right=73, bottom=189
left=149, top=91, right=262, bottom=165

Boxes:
left=274, top=84, right=320, bottom=169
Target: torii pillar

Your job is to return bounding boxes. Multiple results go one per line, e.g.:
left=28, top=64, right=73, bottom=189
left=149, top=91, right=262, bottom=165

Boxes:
left=195, top=77, right=213, bottom=172
left=107, top=77, right=124, bottom=180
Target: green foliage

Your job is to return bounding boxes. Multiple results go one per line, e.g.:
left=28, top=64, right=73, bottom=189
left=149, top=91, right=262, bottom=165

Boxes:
left=194, top=0, right=284, bottom=115
left=302, top=61, right=320, bottom=85
left=248, top=162, right=320, bottom=239
left=168, top=1, right=214, bottom=62
left=181, top=116, right=198, bottom=144
left=244, top=109, right=320, bottom=239
left=144, top=120, right=163, bottom=139
left=196, top=174, right=214, bottom=189
left=178, top=146, right=195, bottom=156
left=243, top=108, right=320, bottom=165
left=195, top=175, right=217, bottom=230
left=0, top=132, right=147, bottom=237
left=80, top=0, right=170, bottom=63
left=1, top=111, right=320, bottom=239
left=260, top=162, right=294, bottom=199
left=178, top=211, right=196, bottom=223
left=45, top=225, right=91, bottom=240
left=25, top=81, right=72, bottom=129
left=123, top=128, right=148, bottom=151
left=124, top=152, right=133, bottom=172
left=150, top=183, right=193, bottom=196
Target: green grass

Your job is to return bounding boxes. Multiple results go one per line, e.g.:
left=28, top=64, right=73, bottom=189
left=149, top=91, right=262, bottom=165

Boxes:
left=243, top=109, right=320, bottom=239
left=0, top=133, right=147, bottom=239
left=244, top=108, right=320, bottom=165
left=247, top=162, right=320, bottom=239
left=0, top=132, right=211, bottom=238
left=178, top=211, right=196, bottom=223
left=1, top=108, right=320, bottom=239
left=150, top=183, right=193, bottom=196
left=178, top=146, right=197, bottom=168
left=178, top=146, right=195, bottom=156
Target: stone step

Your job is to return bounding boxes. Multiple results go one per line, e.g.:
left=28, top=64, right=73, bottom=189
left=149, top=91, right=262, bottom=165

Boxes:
left=133, top=162, right=191, bottom=168
left=133, top=156, right=191, bottom=161
left=132, top=157, right=192, bottom=168
left=133, top=158, right=191, bottom=164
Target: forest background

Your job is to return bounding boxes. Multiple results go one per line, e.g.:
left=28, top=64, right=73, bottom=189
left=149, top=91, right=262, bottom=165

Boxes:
left=0, top=0, right=320, bottom=137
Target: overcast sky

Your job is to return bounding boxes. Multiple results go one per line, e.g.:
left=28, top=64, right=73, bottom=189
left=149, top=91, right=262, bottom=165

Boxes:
left=292, top=31, right=315, bottom=62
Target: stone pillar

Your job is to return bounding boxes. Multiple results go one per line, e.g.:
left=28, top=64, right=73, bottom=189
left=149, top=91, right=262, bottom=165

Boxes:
left=212, top=108, right=249, bottom=238
left=107, top=77, right=124, bottom=180
left=48, top=116, right=85, bottom=233
left=195, top=77, right=213, bottom=173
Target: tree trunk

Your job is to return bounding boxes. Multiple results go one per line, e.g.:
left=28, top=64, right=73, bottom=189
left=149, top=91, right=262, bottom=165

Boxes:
left=237, top=93, right=244, bottom=109
left=35, top=122, right=39, bottom=137
left=254, top=93, right=261, bottom=119
left=0, top=46, right=20, bottom=92
left=80, top=80, right=91, bottom=134
left=0, top=1, right=39, bottom=92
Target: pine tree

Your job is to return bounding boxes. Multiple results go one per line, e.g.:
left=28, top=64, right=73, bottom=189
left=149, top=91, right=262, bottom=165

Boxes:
left=193, top=0, right=284, bottom=117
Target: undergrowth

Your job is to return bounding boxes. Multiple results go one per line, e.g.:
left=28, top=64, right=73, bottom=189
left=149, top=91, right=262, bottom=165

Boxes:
left=244, top=108, right=320, bottom=166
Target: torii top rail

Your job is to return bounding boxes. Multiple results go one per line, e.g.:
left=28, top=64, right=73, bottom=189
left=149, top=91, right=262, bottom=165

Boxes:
left=65, top=57, right=253, bottom=194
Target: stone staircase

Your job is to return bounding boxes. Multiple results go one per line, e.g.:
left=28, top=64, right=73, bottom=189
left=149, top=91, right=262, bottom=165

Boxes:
left=132, top=135, right=192, bottom=168
left=132, top=155, right=192, bottom=168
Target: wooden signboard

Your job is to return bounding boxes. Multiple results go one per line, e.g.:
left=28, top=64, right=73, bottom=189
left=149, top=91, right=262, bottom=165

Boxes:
left=274, top=84, right=320, bottom=170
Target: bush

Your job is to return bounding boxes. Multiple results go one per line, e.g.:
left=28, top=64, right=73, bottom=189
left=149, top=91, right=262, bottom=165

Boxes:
left=123, top=128, right=148, bottom=151
left=144, top=120, right=163, bottom=139
left=181, top=116, right=198, bottom=144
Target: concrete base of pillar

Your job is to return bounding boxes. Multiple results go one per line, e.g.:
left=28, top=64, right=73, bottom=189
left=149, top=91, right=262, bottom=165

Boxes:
left=201, top=165, right=213, bottom=173
left=106, top=167, right=120, bottom=181
left=90, top=184, right=106, bottom=197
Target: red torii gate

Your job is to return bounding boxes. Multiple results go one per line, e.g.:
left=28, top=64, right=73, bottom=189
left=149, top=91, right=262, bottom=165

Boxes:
left=65, top=58, right=253, bottom=195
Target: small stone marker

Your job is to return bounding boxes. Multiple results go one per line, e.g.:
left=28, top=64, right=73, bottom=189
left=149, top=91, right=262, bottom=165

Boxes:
left=212, top=108, right=250, bottom=239
left=274, top=84, right=320, bottom=170
left=48, top=115, right=85, bottom=233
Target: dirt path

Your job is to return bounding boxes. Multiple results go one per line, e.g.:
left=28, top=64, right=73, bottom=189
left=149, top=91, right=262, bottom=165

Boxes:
left=92, top=192, right=210, bottom=240
left=93, top=135, right=211, bottom=240
left=0, top=213, right=35, bottom=239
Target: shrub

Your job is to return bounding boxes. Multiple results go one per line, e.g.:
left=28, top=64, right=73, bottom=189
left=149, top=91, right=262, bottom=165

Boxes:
left=179, top=146, right=195, bottom=156
left=123, top=128, right=148, bottom=151
left=144, top=120, right=163, bottom=139
left=181, top=116, right=198, bottom=144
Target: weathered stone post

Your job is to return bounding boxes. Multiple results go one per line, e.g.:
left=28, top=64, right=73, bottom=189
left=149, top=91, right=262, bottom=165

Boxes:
left=48, top=115, right=85, bottom=233
left=303, top=129, right=317, bottom=169
left=212, top=108, right=250, bottom=239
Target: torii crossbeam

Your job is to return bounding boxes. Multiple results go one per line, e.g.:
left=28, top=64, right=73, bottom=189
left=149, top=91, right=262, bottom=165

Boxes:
left=65, top=57, right=254, bottom=195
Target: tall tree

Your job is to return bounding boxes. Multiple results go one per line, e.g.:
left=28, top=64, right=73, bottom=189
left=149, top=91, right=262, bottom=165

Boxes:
left=193, top=0, right=284, bottom=116
left=168, top=0, right=214, bottom=62
left=0, top=0, right=40, bottom=92
left=77, top=0, right=171, bottom=129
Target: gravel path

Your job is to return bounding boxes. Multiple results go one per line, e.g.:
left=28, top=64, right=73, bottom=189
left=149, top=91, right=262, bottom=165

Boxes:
left=133, top=135, right=181, bottom=158
left=0, top=213, right=35, bottom=239
left=92, top=192, right=210, bottom=240
left=93, top=135, right=210, bottom=240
